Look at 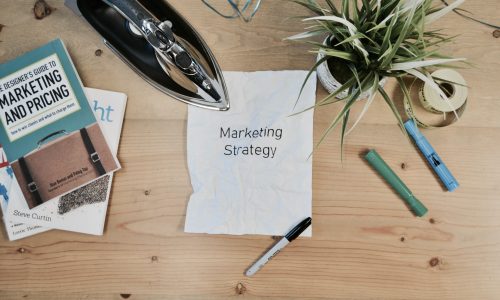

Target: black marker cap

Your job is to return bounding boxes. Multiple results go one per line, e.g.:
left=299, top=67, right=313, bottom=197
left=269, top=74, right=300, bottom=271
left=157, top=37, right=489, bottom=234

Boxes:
left=285, top=217, right=312, bottom=241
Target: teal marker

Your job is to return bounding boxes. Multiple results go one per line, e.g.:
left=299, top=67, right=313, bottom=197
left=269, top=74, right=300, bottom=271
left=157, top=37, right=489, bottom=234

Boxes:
left=365, top=149, right=428, bottom=217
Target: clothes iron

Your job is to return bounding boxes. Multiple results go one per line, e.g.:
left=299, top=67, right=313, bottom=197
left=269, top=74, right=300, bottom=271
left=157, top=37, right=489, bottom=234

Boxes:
left=76, top=0, right=230, bottom=110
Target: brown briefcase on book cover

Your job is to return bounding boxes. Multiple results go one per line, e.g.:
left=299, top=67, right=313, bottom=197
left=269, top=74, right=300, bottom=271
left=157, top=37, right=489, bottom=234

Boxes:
left=11, top=123, right=119, bottom=209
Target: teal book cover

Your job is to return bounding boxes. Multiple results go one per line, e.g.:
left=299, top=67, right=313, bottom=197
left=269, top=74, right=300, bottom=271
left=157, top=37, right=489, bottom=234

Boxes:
left=0, top=39, right=119, bottom=209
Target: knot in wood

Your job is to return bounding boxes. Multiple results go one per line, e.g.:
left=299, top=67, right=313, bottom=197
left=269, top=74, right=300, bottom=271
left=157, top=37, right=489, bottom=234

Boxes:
left=429, top=257, right=440, bottom=267
left=235, top=282, right=247, bottom=295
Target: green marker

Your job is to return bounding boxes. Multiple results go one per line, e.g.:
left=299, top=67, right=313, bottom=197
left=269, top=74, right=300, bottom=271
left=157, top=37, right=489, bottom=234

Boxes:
left=365, top=149, right=428, bottom=217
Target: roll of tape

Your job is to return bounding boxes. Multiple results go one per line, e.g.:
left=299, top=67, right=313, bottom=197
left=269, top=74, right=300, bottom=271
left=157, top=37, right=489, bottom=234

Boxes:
left=419, top=69, right=467, bottom=113
left=405, top=69, right=468, bottom=128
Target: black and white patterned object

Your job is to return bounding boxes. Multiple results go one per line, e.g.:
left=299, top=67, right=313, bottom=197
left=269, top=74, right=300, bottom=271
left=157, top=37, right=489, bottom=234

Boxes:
left=58, top=175, right=110, bottom=215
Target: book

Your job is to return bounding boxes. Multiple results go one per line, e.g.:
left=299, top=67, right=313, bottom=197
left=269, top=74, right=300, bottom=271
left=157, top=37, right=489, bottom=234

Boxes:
left=0, top=150, right=50, bottom=240
left=1, top=87, right=127, bottom=240
left=0, top=39, right=120, bottom=209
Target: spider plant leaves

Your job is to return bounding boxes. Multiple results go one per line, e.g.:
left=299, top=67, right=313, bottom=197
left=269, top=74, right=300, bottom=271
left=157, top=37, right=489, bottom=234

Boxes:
left=380, top=3, right=417, bottom=68
left=377, top=85, right=409, bottom=140
left=334, top=32, right=376, bottom=48
left=396, top=76, right=412, bottom=109
left=346, top=73, right=380, bottom=136
left=291, top=76, right=358, bottom=117
left=425, top=0, right=466, bottom=24
left=341, top=0, right=350, bottom=18
left=379, top=8, right=399, bottom=60
left=340, top=109, right=350, bottom=161
left=315, top=74, right=374, bottom=155
left=291, top=0, right=326, bottom=16
left=285, top=29, right=326, bottom=40
left=366, top=13, right=395, bottom=33
left=304, top=15, right=358, bottom=32
left=347, top=63, right=362, bottom=90
left=390, top=58, right=466, bottom=70
left=360, top=0, right=372, bottom=20
left=316, top=88, right=361, bottom=151
left=400, top=0, right=425, bottom=15
left=315, top=76, right=358, bottom=107
left=324, top=0, right=340, bottom=15
left=294, top=54, right=329, bottom=109
left=396, top=76, right=415, bottom=121
left=432, top=75, right=469, bottom=88
left=309, top=48, right=357, bottom=62
left=288, top=0, right=467, bottom=154
left=304, top=15, right=370, bottom=62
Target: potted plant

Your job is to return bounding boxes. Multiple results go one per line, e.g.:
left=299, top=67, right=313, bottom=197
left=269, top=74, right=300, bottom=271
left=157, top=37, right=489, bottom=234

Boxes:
left=288, top=0, right=466, bottom=151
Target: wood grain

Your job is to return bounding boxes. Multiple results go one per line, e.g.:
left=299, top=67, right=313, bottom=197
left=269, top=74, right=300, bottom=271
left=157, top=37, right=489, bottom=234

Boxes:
left=1, top=0, right=500, bottom=299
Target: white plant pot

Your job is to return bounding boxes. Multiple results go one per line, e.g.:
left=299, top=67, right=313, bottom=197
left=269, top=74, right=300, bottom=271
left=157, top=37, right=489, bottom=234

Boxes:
left=316, top=38, right=386, bottom=100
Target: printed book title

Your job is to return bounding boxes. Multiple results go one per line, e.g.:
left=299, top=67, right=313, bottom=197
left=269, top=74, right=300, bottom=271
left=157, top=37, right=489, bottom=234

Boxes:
left=0, top=54, right=80, bottom=141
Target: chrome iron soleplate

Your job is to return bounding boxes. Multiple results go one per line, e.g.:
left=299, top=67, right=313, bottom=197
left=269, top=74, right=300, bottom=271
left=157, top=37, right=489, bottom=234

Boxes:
left=77, top=0, right=229, bottom=111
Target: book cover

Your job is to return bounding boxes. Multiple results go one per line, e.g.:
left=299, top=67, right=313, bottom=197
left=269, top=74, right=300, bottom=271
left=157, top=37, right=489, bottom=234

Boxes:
left=0, top=158, right=50, bottom=240
left=1, top=87, right=127, bottom=239
left=0, top=39, right=120, bottom=209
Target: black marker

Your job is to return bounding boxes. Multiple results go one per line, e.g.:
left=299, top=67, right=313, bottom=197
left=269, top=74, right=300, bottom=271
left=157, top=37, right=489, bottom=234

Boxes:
left=245, top=217, right=312, bottom=276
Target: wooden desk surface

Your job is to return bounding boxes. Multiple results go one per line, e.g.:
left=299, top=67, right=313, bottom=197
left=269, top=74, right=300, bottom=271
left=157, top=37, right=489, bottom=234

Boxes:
left=1, top=0, right=499, bottom=299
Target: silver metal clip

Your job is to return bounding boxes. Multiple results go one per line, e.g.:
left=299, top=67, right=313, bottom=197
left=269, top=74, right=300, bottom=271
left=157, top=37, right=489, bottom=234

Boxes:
left=90, top=152, right=100, bottom=163
left=27, top=182, right=38, bottom=193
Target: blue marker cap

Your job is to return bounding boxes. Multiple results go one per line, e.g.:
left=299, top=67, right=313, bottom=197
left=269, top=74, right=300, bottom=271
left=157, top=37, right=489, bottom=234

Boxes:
left=404, top=120, right=459, bottom=192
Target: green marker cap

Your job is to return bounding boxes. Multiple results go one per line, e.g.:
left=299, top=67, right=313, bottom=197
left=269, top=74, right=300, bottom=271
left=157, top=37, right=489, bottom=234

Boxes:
left=365, top=149, right=428, bottom=217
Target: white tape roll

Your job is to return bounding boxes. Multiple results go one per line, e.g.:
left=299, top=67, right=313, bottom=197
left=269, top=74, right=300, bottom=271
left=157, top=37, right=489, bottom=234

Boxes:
left=419, top=69, right=468, bottom=113
left=404, top=68, right=468, bottom=128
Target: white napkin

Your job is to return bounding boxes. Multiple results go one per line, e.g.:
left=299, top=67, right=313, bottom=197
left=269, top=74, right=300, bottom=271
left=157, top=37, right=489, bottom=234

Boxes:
left=185, top=71, right=316, bottom=236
